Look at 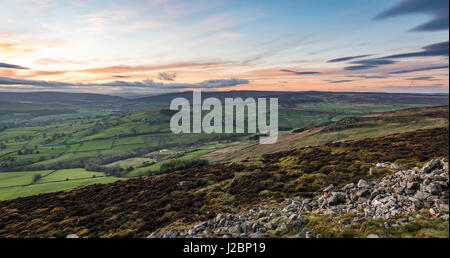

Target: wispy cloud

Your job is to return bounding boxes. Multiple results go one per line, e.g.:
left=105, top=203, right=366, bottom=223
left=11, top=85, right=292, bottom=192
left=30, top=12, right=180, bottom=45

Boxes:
left=328, top=80, right=354, bottom=84
left=0, top=76, right=249, bottom=89
left=341, top=41, right=447, bottom=72
left=0, top=34, right=64, bottom=54
left=382, top=41, right=449, bottom=59
left=344, top=65, right=378, bottom=71
left=343, top=58, right=396, bottom=71
left=34, top=58, right=89, bottom=65
left=327, top=54, right=372, bottom=63
left=389, top=65, right=449, bottom=74
left=79, top=61, right=230, bottom=74
left=347, top=75, right=388, bottom=79
left=350, top=58, right=396, bottom=65
left=374, top=0, right=449, bottom=32
left=279, top=69, right=320, bottom=75
left=158, top=71, right=177, bottom=81
left=405, top=76, right=437, bottom=81
left=0, top=62, right=28, bottom=69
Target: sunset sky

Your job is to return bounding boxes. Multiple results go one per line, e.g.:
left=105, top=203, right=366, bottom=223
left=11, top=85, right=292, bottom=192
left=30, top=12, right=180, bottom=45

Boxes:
left=0, top=0, right=448, bottom=95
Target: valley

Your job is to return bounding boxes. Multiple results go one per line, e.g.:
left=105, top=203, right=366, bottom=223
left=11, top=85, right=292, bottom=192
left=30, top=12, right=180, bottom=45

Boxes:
left=0, top=91, right=448, bottom=238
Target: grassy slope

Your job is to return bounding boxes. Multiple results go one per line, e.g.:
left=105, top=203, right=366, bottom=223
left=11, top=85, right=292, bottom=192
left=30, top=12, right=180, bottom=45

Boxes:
left=0, top=126, right=447, bottom=237
left=202, top=106, right=449, bottom=163
left=127, top=148, right=215, bottom=177
left=0, top=103, right=431, bottom=170
left=0, top=105, right=446, bottom=201
left=0, top=107, right=242, bottom=170
left=0, top=177, right=120, bottom=201
left=0, top=168, right=119, bottom=201
left=0, top=170, right=53, bottom=187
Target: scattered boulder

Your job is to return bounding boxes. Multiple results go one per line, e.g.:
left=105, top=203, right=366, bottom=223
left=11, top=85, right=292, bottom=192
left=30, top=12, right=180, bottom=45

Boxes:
left=148, top=158, right=448, bottom=238
left=323, top=184, right=334, bottom=192
left=421, top=159, right=442, bottom=173
left=357, top=179, right=370, bottom=188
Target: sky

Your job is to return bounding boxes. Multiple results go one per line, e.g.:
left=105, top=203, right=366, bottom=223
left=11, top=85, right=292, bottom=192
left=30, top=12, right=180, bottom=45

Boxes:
left=0, top=0, right=448, bottom=95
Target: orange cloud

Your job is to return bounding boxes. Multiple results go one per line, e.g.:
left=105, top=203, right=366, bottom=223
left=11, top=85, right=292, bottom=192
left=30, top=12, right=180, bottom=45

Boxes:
left=15, top=70, right=68, bottom=79
left=0, top=35, right=65, bottom=54
left=78, top=61, right=232, bottom=74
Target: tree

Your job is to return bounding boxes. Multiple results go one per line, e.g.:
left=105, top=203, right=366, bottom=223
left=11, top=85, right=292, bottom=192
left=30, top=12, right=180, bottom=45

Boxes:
left=33, top=174, right=42, bottom=183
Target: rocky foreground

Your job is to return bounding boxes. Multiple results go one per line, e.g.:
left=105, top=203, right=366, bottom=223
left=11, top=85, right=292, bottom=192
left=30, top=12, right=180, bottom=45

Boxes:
left=149, top=159, right=449, bottom=238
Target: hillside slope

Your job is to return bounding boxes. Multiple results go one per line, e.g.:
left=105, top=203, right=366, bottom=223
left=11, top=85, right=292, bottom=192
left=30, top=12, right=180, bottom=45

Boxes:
left=0, top=127, right=447, bottom=237
left=154, top=158, right=449, bottom=238
left=203, top=106, right=449, bottom=163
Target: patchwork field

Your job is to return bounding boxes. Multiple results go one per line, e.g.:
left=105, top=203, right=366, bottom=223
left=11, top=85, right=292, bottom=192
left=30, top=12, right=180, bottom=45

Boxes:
left=0, top=102, right=431, bottom=172
left=0, top=126, right=446, bottom=237
left=0, top=92, right=447, bottom=204
left=0, top=168, right=119, bottom=201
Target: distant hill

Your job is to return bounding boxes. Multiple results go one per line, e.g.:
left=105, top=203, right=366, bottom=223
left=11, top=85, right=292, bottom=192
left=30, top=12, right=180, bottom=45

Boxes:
left=0, top=92, right=125, bottom=106
left=2, top=91, right=448, bottom=109
left=134, top=91, right=449, bottom=107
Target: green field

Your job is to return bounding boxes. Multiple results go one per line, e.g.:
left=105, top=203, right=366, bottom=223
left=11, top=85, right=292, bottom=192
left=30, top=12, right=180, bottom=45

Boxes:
left=113, top=136, right=145, bottom=146
left=0, top=177, right=120, bottom=201
left=0, top=168, right=120, bottom=201
left=104, top=157, right=156, bottom=169
left=37, top=168, right=105, bottom=182
left=0, top=96, right=444, bottom=201
left=0, top=103, right=428, bottom=171
left=78, top=139, right=114, bottom=151
left=0, top=170, right=53, bottom=187
left=127, top=148, right=215, bottom=177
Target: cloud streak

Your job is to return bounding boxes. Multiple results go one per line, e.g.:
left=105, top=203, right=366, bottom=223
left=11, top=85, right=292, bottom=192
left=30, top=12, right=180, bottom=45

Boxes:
left=344, top=58, right=396, bottom=70
left=0, top=77, right=249, bottom=89
left=389, top=65, right=449, bottom=74
left=344, top=65, right=378, bottom=71
left=341, top=41, right=447, bottom=72
left=79, top=61, right=230, bottom=74
left=347, top=75, right=388, bottom=79
left=328, top=80, right=354, bottom=84
left=279, top=69, right=320, bottom=75
left=327, top=54, right=371, bottom=63
left=405, top=76, right=437, bottom=81
left=374, top=0, right=449, bottom=32
left=350, top=59, right=396, bottom=65
left=158, top=71, right=177, bottom=81
left=383, top=41, right=449, bottom=59
left=0, top=62, right=28, bottom=69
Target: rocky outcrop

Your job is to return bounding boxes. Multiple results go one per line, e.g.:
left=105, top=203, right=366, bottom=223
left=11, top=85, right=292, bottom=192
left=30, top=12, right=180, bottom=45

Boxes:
left=304, top=159, right=448, bottom=220
left=148, top=158, right=449, bottom=238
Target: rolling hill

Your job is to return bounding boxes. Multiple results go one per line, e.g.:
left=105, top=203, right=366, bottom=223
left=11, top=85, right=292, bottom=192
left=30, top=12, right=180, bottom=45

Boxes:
left=202, top=106, right=449, bottom=163
left=0, top=126, right=447, bottom=237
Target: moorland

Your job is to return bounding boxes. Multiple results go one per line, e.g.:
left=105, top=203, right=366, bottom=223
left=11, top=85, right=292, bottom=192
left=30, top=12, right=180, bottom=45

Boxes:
left=0, top=91, right=448, bottom=238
